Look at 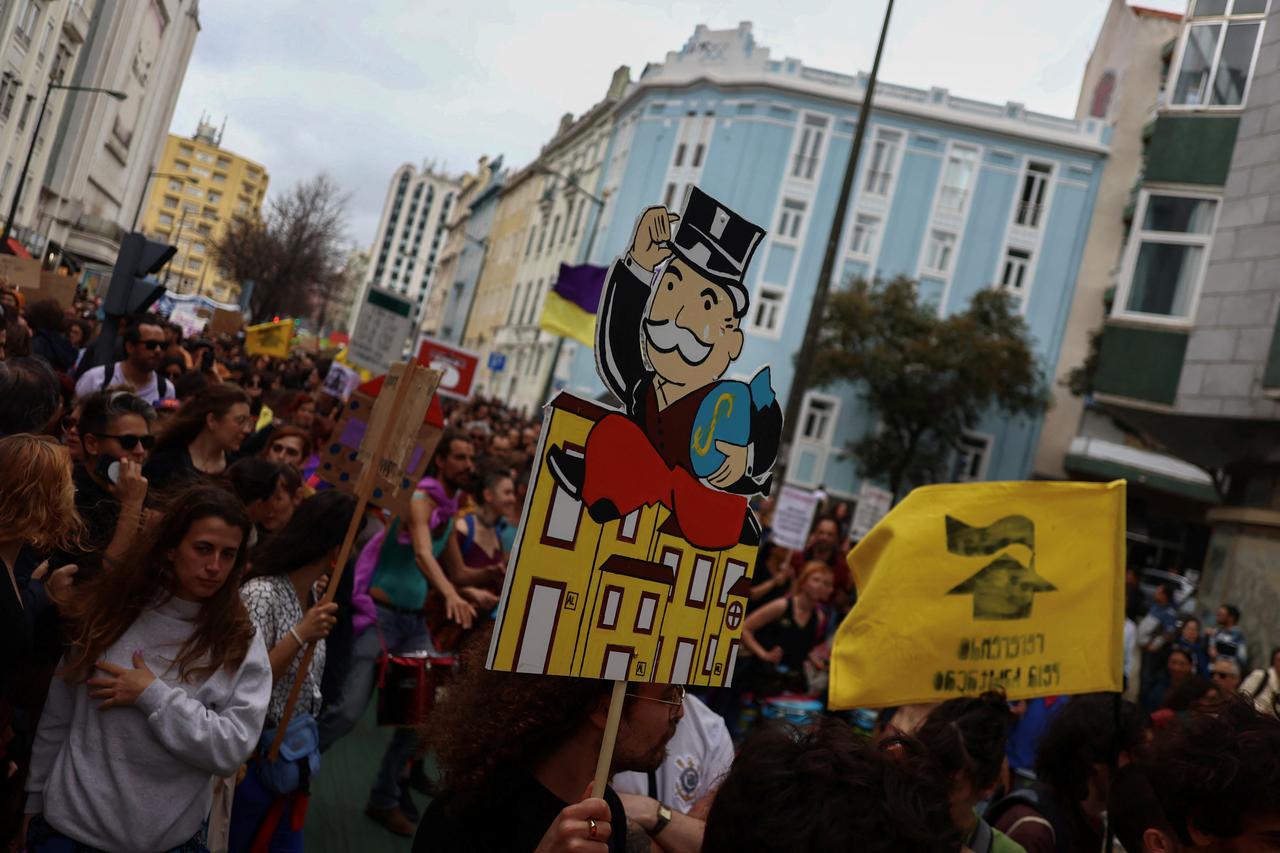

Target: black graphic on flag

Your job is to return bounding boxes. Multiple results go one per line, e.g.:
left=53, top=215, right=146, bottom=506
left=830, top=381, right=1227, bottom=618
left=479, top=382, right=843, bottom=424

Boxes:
left=945, top=515, right=1055, bottom=621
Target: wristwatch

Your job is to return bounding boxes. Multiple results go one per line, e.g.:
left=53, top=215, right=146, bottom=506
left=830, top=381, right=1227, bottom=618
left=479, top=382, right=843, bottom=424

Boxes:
left=653, top=802, right=673, bottom=836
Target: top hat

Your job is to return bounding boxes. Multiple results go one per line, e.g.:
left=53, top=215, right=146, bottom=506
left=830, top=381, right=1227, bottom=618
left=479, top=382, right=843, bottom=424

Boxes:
left=669, top=186, right=765, bottom=318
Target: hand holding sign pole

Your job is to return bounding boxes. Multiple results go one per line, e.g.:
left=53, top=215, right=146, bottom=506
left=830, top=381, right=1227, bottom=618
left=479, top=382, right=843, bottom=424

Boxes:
left=485, top=186, right=780, bottom=787
left=269, top=362, right=440, bottom=759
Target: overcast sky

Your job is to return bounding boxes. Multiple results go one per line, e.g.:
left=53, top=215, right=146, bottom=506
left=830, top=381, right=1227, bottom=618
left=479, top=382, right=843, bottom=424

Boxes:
left=170, top=0, right=1186, bottom=250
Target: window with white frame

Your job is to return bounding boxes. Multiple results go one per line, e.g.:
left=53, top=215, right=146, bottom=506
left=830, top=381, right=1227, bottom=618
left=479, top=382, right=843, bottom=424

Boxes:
left=850, top=213, right=880, bottom=258
left=1016, top=162, right=1052, bottom=229
left=1000, top=248, right=1032, bottom=309
left=674, top=143, right=687, bottom=168
left=752, top=286, right=784, bottom=332
left=1118, top=193, right=1217, bottom=320
left=777, top=199, right=806, bottom=241
left=938, top=145, right=979, bottom=213
left=664, top=182, right=677, bottom=209
left=951, top=433, right=992, bottom=482
left=864, top=129, right=902, bottom=196
left=14, top=1, right=39, bottom=43
left=800, top=395, right=837, bottom=443
left=792, top=115, right=828, bottom=180
left=1173, top=0, right=1268, bottom=107
left=924, top=230, right=956, bottom=274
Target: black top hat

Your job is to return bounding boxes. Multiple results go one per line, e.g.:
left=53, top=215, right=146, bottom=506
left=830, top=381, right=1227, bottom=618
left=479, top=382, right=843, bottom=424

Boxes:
left=670, top=186, right=765, bottom=318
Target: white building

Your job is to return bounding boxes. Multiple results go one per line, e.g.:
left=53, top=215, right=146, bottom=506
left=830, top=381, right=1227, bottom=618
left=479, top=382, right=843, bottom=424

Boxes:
left=0, top=0, right=96, bottom=252
left=359, top=161, right=460, bottom=331
left=38, top=0, right=200, bottom=266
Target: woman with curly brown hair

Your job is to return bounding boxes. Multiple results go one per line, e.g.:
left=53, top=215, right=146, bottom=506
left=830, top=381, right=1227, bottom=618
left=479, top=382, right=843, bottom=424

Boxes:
left=0, top=434, right=83, bottom=842
left=416, top=629, right=683, bottom=852
left=22, top=485, right=271, bottom=853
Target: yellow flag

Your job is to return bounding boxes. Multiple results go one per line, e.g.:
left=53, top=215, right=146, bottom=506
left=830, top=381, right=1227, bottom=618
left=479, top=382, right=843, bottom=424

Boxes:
left=255, top=404, right=274, bottom=432
left=244, top=321, right=293, bottom=358
left=828, top=480, right=1125, bottom=709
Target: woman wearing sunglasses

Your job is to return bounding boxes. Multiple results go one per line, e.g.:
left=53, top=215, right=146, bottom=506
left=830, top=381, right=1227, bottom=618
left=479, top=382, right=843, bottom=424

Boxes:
left=71, top=390, right=158, bottom=572
left=145, top=383, right=254, bottom=491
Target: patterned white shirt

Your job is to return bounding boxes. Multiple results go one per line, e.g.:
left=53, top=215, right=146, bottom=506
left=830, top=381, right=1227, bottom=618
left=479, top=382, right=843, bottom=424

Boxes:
left=241, top=575, right=326, bottom=726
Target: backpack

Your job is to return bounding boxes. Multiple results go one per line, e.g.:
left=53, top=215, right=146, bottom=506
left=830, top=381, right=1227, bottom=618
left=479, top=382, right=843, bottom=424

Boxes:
left=98, top=360, right=174, bottom=400
left=985, top=788, right=1056, bottom=847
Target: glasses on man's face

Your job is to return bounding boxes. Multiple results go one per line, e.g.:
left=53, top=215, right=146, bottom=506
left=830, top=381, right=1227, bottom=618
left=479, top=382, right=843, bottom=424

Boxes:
left=625, top=686, right=686, bottom=713
left=94, top=433, right=155, bottom=451
left=1211, top=670, right=1236, bottom=680
left=138, top=340, right=164, bottom=351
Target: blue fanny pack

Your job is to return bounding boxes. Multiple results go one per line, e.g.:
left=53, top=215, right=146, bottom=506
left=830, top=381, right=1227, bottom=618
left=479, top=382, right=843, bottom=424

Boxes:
left=256, top=713, right=321, bottom=794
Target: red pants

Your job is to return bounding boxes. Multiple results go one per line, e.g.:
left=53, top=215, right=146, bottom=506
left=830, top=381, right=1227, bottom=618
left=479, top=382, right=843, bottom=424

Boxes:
left=583, top=413, right=747, bottom=551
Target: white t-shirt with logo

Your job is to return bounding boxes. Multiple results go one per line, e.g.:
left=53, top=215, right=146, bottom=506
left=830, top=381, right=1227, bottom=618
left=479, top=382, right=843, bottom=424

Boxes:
left=612, top=693, right=735, bottom=813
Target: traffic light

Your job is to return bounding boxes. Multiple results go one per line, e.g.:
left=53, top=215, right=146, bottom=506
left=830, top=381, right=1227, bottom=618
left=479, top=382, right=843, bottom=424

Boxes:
left=103, top=232, right=175, bottom=317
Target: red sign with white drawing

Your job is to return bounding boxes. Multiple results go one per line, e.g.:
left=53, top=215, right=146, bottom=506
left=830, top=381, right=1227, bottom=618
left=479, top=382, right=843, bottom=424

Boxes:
left=415, top=336, right=480, bottom=399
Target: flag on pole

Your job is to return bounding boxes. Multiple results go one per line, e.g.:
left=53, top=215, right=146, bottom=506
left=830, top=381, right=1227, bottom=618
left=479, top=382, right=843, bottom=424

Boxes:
left=828, top=480, right=1126, bottom=709
left=244, top=320, right=294, bottom=358
left=539, top=263, right=607, bottom=347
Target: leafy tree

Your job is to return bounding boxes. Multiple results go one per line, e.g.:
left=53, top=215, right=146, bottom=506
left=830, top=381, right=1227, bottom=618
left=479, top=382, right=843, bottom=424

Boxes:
left=212, top=174, right=351, bottom=325
left=810, top=276, right=1048, bottom=500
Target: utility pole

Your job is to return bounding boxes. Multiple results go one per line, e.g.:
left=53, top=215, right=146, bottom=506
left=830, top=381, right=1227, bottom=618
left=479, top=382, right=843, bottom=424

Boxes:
left=778, top=0, right=895, bottom=472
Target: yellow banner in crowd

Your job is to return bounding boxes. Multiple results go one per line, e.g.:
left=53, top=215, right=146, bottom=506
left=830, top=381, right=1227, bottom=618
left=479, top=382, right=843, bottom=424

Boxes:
left=828, top=480, right=1126, bottom=709
left=244, top=321, right=293, bottom=358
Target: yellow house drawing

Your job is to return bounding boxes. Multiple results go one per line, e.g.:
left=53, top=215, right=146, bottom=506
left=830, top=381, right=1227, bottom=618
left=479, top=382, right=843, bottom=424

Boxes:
left=487, top=393, right=758, bottom=687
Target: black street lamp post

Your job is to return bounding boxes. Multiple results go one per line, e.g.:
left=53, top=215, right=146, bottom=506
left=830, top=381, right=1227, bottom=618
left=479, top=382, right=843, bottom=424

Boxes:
left=0, top=81, right=126, bottom=252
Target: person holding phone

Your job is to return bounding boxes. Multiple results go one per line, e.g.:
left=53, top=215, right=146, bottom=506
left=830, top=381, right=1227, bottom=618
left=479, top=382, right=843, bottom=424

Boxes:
left=68, top=390, right=157, bottom=574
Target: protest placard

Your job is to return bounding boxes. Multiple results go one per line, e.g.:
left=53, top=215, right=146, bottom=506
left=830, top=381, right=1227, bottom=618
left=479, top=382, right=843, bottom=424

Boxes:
left=0, top=255, right=41, bottom=291
left=244, top=320, right=293, bottom=357
left=850, top=482, right=893, bottom=541
left=770, top=485, right=820, bottom=551
left=207, top=308, right=243, bottom=337
left=828, top=480, right=1126, bottom=709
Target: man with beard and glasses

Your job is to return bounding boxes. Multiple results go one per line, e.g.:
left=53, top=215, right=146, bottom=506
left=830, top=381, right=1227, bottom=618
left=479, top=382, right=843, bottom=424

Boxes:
left=415, top=629, right=686, bottom=852
left=74, top=317, right=173, bottom=403
left=545, top=187, right=781, bottom=552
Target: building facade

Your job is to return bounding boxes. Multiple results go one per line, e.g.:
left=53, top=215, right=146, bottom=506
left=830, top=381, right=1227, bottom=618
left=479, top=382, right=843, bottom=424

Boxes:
left=38, top=0, right=200, bottom=266
left=0, top=0, right=97, bottom=254
left=1090, top=0, right=1280, bottom=660
left=472, top=66, right=630, bottom=413
left=464, top=163, right=542, bottom=393
left=137, top=119, right=268, bottom=302
left=356, top=161, right=459, bottom=334
left=565, top=23, right=1108, bottom=499
left=420, top=153, right=504, bottom=344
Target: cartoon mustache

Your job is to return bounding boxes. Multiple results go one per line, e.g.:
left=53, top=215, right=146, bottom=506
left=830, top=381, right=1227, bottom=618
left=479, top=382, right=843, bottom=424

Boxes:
left=644, top=318, right=711, bottom=366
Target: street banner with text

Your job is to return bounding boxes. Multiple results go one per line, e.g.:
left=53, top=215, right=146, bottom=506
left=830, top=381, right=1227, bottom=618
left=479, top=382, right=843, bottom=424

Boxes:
left=828, top=480, right=1126, bottom=709
left=770, top=485, right=820, bottom=551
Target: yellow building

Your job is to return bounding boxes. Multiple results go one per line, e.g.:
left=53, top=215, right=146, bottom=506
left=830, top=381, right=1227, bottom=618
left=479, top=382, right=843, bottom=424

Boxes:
left=488, top=393, right=757, bottom=686
left=138, top=118, right=269, bottom=304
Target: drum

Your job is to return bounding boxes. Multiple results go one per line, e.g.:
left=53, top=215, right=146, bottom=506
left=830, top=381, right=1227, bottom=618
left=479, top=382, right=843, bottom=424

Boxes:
left=376, top=652, right=458, bottom=728
left=760, top=695, right=824, bottom=728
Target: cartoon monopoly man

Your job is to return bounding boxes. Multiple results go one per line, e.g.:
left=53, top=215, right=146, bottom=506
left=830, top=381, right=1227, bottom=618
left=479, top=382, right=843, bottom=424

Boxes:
left=547, top=186, right=781, bottom=551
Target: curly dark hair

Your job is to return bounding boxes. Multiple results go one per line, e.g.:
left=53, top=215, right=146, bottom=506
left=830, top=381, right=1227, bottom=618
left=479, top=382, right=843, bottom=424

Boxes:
left=703, top=719, right=960, bottom=853
left=1137, top=698, right=1280, bottom=844
left=1036, top=694, right=1148, bottom=803
left=915, top=690, right=1015, bottom=793
left=425, top=626, right=616, bottom=815
left=1162, top=675, right=1217, bottom=712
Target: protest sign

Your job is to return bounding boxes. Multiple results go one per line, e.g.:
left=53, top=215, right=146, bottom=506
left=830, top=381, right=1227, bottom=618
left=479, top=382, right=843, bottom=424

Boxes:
left=34, top=272, right=79, bottom=308
left=272, top=362, right=441, bottom=758
left=487, top=187, right=778, bottom=692
left=208, top=307, right=243, bottom=337
left=415, top=335, right=480, bottom=398
left=244, top=320, right=293, bottom=358
left=828, top=480, right=1126, bottom=710
left=348, top=285, right=413, bottom=374
left=0, top=255, right=41, bottom=291
left=770, top=485, right=820, bottom=551
left=318, top=361, right=361, bottom=401
left=849, top=482, right=893, bottom=541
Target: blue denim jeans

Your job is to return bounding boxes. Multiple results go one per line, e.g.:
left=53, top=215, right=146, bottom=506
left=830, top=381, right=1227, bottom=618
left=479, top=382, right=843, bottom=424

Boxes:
left=366, top=601, right=435, bottom=809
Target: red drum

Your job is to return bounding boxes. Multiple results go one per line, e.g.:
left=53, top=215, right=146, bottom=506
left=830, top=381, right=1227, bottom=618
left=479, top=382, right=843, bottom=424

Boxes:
left=376, top=653, right=458, bottom=728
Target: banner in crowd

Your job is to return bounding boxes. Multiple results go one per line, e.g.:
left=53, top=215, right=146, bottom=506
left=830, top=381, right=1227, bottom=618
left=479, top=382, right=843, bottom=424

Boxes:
left=415, top=336, right=480, bottom=398
left=244, top=320, right=294, bottom=358
left=487, top=187, right=780, bottom=688
left=828, top=480, right=1126, bottom=709
left=770, top=485, right=821, bottom=551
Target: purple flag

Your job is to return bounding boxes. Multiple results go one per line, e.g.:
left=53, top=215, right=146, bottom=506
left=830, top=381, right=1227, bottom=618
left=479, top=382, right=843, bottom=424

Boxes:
left=552, top=263, right=608, bottom=314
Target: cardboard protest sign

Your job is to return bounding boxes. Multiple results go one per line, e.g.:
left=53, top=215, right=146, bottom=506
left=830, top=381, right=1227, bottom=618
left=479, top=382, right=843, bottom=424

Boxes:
left=244, top=320, right=293, bottom=357
left=34, top=272, right=79, bottom=308
left=487, top=186, right=780, bottom=688
left=208, top=308, right=243, bottom=337
left=828, top=480, right=1126, bottom=709
left=771, top=485, right=821, bottom=551
left=0, top=255, right=41, bottom=291
left=315, top=369, right=445, bottom=519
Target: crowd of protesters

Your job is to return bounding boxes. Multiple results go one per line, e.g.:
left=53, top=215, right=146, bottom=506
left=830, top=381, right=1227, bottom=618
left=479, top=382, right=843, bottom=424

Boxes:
left=2, top=282, right=1279, bottom=853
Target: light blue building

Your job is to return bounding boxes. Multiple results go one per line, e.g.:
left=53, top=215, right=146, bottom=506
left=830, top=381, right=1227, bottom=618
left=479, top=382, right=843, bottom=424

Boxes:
left=564, top=23, right=1109, bottom=499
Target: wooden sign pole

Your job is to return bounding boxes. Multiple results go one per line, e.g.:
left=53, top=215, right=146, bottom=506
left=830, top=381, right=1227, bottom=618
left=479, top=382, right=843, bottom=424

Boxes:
left=268, top=363, right=419, bottom=760
left=591, top=680, right=627, bottom=797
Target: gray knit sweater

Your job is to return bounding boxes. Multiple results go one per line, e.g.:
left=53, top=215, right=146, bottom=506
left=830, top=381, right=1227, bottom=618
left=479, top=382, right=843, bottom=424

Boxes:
left=25, top=594, right=271, bottom=853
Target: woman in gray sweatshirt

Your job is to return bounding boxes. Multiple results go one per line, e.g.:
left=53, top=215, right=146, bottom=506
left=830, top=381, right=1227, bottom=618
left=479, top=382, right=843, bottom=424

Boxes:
left=24, top=486, right=272, bottom=853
